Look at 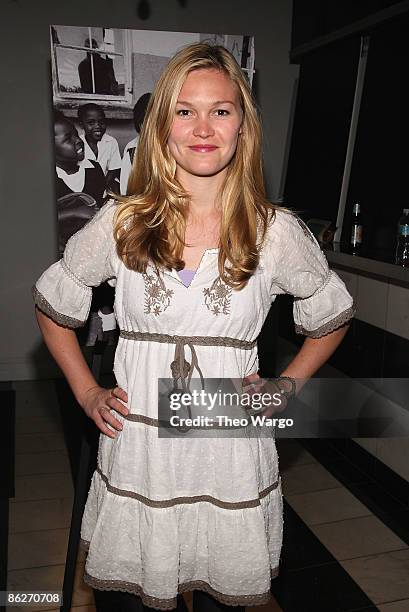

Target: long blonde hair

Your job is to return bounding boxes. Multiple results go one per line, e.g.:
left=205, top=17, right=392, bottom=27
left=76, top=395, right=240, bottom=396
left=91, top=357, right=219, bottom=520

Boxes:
left=114, top=42, right=278, bottom=289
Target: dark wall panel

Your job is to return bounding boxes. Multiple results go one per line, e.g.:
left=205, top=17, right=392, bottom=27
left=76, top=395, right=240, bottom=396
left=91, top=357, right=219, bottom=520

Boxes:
left=284, top=36, right=361, bottom=222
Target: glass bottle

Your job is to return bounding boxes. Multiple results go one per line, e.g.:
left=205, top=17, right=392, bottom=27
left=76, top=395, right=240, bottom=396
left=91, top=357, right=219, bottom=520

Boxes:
left=395, top=208, right=409, bottom=267
left=351, top=202, right=363, bottom=254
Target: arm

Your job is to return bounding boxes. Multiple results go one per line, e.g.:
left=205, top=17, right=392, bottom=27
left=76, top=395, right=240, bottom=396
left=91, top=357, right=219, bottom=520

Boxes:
left=280, top=324, right=349, bottom=388
left=35, top=306, right=128, bottom=438
left=35, top=306, right=97, bottom=404
left=32, top=200, right=127, bottom=437
left=245, top=211, right=355, bottom=413
left=245, top=324, right=349, bottom=415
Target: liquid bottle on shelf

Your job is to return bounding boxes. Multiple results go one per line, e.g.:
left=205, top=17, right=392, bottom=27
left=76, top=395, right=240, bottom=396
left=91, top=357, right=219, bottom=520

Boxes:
left=395, top=208, right=409, bottom=267
left=350, top=202, right=363, bottom=254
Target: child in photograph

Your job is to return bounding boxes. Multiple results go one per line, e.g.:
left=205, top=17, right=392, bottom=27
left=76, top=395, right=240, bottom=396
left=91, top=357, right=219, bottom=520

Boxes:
left=78, top=103, right=121, bottom=193
left=54, top=111, right=106, bottom=229
left=54, top=110, right=116, bottom=346
left=119, top=93, right=151, bottom=195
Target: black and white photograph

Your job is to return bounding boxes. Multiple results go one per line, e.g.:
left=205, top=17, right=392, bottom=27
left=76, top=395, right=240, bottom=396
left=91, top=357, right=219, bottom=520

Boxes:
left=51, top=25, right=255, bottom=346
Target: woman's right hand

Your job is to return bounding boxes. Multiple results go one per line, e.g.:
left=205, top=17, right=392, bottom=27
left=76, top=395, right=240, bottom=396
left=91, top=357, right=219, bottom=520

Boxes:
left=81, top=385, right=129, bottom=438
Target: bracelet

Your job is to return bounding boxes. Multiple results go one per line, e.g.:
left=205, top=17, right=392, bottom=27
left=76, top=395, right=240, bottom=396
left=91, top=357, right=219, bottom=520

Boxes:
left=273, top=376, right=296, bottom=399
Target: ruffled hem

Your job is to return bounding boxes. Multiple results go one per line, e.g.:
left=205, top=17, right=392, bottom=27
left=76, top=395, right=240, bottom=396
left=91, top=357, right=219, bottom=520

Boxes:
left=82, top=564, right=279, bottom=610
left=80, top=468, right=283, bottom=610
left=295, top=305, right=355, bottom=338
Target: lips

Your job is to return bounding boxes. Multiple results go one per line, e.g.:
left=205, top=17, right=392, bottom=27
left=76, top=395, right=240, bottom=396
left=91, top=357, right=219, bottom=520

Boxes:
left=188, top=145, right=218, bottom=152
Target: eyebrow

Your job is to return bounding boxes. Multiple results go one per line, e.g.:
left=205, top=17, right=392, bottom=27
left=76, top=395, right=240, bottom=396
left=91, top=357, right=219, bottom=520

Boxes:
left=176, top=100, right=236, bottom=106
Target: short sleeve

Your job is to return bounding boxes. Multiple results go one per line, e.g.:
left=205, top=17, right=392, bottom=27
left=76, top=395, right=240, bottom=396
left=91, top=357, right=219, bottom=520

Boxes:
left=32, top=199, right=118, bottom=328
left=263, top=209, right=355, bottom=338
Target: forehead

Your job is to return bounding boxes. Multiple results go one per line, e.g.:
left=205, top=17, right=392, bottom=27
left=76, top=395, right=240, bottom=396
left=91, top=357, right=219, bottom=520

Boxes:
left=82, top=108, right=105, bottom=120
left=55, top=121, right=76, bottom=138
left=178, top=68, right=240, bottom=103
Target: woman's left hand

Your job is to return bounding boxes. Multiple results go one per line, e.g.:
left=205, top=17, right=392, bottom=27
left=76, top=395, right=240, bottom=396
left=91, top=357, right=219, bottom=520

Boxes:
left=241, top=373, right=288, bottom=418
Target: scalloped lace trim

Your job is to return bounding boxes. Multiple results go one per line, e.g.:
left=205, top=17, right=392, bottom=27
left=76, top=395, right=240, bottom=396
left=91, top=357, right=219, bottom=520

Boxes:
left=31, top=285, right=86, bottom=328
left=295, top=305, right=356, bottom=338
left=83, top=568, right=277, bottom=609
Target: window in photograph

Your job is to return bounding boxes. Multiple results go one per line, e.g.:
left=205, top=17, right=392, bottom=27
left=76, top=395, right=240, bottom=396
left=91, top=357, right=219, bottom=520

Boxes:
left=51, top=25, right=132, bottom=104
left=200, top=33, right=255, bottom=86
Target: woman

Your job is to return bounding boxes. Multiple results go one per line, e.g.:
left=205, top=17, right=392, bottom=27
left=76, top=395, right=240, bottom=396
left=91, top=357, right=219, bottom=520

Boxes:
left=33, top=43, right=354, bottom=611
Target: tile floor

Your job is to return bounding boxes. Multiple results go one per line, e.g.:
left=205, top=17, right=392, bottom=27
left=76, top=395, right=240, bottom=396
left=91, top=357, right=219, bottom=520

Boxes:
left=6, top=380, right=409, bottom=611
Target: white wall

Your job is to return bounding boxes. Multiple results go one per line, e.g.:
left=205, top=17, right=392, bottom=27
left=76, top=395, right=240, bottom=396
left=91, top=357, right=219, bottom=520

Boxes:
left=0, top=0, right=299, bottom=380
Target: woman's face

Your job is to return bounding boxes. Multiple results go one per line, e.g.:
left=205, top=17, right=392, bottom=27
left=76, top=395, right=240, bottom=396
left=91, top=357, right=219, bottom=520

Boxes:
left=167, top=68, right=243, bottom=181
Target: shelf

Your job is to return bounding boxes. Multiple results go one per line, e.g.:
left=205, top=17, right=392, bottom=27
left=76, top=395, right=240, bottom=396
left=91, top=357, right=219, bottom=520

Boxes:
left=324, top=243, right=409, bottom=288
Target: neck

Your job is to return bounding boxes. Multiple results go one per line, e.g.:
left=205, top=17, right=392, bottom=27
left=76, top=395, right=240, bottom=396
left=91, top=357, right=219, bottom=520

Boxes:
left=177, top=168, right=226, bottom=218
left=85, top=135, right=99, bottom=151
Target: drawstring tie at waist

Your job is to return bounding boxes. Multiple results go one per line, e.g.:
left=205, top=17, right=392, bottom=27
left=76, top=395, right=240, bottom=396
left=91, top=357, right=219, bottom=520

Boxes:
left=119, top=330, right=257, bottom=394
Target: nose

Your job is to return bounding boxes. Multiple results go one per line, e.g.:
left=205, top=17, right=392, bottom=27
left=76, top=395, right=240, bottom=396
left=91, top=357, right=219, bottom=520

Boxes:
left=193, top=116, right=214, bottom=138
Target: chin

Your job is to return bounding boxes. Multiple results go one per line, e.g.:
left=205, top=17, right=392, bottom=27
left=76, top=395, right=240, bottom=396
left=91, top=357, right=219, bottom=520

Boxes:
left=187, top=163, right=227, bottom=177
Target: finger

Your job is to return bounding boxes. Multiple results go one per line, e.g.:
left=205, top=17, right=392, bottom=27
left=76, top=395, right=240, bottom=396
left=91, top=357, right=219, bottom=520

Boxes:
left=243, top=374, right=260, bottom=387
left=107, top=395, right=129, bottom=416
left=244, top=383, right=264, bottom=397
left=112, top=386, right=129, bottom=403
left=100, top=406, right=124, bottom=431
left=94, top=412, right=118, bottom=438
left=101, top=409, right=123, bottom=431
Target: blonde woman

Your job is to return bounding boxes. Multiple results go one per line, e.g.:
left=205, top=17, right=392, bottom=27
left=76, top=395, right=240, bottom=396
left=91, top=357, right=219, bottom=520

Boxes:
left=33, top=43, right=354, bottom=611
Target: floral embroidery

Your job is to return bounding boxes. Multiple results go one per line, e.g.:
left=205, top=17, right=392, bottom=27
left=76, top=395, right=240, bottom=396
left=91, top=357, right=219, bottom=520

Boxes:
left=143, top=272, right=174, bottom=315
left=203, top=276, right=232, bottom=315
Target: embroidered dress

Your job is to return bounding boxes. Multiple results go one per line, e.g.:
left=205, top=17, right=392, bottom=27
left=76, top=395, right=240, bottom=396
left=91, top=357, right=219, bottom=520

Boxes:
left=32, top=200, right=354, bottom=610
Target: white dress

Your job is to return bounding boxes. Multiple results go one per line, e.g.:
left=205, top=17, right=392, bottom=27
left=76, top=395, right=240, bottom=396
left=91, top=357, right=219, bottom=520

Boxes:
left=32, top=200, right=354, bottom=610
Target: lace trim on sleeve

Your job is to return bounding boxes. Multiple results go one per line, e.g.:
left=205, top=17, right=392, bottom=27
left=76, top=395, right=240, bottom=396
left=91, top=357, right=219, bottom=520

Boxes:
left=32, top=285, right=87, bottom=328
left=60, top=259, right=88, bottom=289
left=295, top=305, right=356, bottom=338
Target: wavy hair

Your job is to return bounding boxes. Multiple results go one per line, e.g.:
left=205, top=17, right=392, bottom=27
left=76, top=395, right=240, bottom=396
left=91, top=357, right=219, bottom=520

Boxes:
left=113, top=42, right=279, bottom=289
